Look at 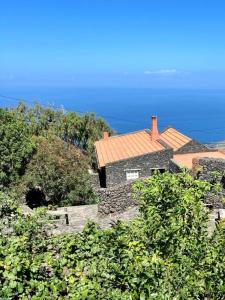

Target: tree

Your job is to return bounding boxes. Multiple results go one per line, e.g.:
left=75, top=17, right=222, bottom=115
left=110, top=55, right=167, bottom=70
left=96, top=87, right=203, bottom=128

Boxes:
left=20, top=136, right=95, bottom=206
left=11, top=103, right=114, bottom=168
left=0, top=109, right=35, bottom=188
left=73, top=113, right=113, bottom=168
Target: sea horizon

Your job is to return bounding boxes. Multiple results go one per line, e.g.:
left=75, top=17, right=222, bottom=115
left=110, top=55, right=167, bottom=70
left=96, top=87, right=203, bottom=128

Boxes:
left=1, top=87, right=225, bottom=144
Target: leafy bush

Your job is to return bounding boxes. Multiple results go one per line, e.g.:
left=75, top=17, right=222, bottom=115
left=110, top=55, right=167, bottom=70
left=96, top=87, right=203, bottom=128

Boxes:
left=0, top=191, right=18, bottom=218
left=1, top=172, right=225, bottom=299
left=0, top=109, right=35, bottom=187
left=20, top=136, right=95, bottom=206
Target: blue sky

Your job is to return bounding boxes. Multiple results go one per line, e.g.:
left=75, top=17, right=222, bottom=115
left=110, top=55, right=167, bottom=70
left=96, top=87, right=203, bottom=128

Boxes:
left=1, top=0, right=225, bottom=88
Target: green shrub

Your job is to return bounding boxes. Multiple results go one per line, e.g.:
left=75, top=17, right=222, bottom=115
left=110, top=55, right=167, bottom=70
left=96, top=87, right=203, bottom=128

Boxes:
left=20, top=136, right=95, bottom=207
left=1, top=172, right=225, bottom=299
left=0, top=109, right=35, bottom=187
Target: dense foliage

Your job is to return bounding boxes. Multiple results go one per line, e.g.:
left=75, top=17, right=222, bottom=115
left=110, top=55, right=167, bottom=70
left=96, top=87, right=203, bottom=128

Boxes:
left=0, top=172, right=225, bottom=299
left=11, top=102, right=114, bottom=168
left=0, top=109, right=35, bottom=188
left=20, top=136, right=94, bottom=206
left=0, top=103, right=112, bottom=206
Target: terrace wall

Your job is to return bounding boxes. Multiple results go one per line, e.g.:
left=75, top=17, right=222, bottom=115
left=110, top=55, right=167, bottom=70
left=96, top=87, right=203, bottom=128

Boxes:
left=97, top=180, right=137, bottom=216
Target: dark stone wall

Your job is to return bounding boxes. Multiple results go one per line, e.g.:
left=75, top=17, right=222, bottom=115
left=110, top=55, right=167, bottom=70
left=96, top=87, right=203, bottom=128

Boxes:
left=193, top=157, right=225, bottom=182
left=169, top=159, right=182, bottom=173
left=97, top=181, right=137, bottom=216
left=97, top=156, right=225, bottom=217
left=175, top=140, right=213, bottom=154
left=192, top=157, right=225, bottom=208
left=90, top=172, right=101, bottom=189
left=105, top=148, right=173, bottom=187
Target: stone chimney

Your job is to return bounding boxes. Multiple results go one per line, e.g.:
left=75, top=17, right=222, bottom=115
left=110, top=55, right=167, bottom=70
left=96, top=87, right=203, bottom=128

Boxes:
left=103, top=131, right=109, bottom=140
left=151, top=116, right=159, bottom=141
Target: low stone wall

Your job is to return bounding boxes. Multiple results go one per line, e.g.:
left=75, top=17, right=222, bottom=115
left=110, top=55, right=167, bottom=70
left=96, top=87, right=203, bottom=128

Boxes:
left=193, top=157, right=225, bottom=182
left=193, top=157, right=225, bottom=208
left=97, top=181, right=137, bottom=216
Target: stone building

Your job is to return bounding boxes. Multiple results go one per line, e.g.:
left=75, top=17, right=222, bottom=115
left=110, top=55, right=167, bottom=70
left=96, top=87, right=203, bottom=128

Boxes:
left=94, top=116, right=225, bottom=188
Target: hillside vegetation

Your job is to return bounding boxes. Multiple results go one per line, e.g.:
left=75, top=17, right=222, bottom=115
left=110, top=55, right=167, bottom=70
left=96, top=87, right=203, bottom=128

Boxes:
left=0, top=172, right=225, bottom=299
left=0, top=103, right=113, bottom=206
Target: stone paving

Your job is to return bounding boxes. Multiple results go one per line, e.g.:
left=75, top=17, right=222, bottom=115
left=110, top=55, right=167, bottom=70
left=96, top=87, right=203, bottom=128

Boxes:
left=48, top=204, right=139, bottom=234
left=21, top=204, right=225, bottom=235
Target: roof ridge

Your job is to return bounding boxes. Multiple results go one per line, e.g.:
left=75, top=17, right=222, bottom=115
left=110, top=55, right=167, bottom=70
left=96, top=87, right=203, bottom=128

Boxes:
left=98, top=129, right=149, bottom=141
left=159, top=125, right=173, bottom=135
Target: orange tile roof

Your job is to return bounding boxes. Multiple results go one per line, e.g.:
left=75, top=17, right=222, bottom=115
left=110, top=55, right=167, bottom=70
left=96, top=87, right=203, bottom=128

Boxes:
left=160, top=127, right=191, bottom=151
left=95, top=130, right=165, bottom=168
left=173, top=151, right=225, bottom=169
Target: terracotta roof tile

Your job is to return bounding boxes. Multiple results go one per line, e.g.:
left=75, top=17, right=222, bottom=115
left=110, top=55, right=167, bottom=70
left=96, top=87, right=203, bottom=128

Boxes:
left=173, top=151, right=225, bottom=169
left=95, top=124, right=195, bottom=168
left=95, top=130, right=165, bottom=168
left=160, top=127, right=191, bottom=150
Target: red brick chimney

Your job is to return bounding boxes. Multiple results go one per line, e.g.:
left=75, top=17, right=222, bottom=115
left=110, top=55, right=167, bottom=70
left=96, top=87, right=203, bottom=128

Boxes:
left=103, top=131, right=109, bottom=140
left=151, top=116, right=159, bottom=141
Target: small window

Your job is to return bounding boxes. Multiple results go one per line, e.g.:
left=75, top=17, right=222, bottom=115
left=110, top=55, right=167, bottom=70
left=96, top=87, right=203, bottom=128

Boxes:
left=126, top=170, right=139, bottom=181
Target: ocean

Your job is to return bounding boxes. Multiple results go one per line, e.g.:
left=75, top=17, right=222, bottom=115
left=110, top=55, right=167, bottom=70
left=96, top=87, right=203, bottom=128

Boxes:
left=1, top=87, right=225, bottom=144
